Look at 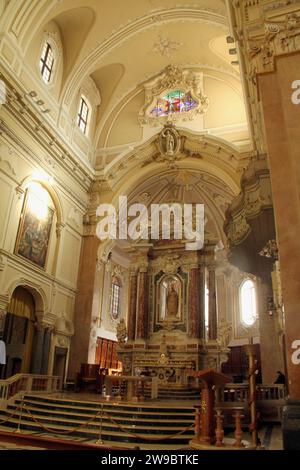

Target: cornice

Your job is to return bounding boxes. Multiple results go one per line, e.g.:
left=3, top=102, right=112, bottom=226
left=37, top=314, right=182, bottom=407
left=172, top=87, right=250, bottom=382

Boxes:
left=224, top=157, right=274, bottom=247
left=95, top=129, right=249, bottom=193
left=0, top=73, right=94, bottom=194
left=232, top=1, right=300, bottom=76
left=0, top=248, right=78, bottom=296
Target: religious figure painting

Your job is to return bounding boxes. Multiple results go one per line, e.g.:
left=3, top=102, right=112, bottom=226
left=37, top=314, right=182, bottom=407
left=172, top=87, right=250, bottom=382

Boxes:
left=15, top=190, right=54, bottom=269
left=158, top=275, right=182, bottom=322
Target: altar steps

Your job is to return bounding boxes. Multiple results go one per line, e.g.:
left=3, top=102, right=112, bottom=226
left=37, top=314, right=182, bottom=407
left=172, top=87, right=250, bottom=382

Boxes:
left=0, top=394, right=195, bottom=448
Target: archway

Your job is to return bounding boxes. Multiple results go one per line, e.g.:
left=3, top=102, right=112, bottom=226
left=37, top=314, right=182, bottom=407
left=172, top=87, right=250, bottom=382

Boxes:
left=1, top=286, right=36, bottom=378
left=0, top=284, right=52, bottom=379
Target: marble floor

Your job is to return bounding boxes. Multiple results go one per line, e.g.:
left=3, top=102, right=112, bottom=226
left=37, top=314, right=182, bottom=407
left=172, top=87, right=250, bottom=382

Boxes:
left=0, top=424, right=283, bottom=451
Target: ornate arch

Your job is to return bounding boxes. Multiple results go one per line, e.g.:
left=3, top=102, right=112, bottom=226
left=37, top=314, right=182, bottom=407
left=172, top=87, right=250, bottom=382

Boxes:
left=5, top=278, right=48, bottom=318
left=19, top=174, right=64, bottom=226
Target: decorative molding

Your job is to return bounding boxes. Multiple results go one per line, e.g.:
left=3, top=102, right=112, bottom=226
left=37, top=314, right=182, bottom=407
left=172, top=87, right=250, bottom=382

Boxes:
left=63, top=7, right=227, bottom=106
left=0, top=75, right=94, bottom=196
left=0, top=140, right=18, bottom=176
left=138, top=65, right=209, bottom=127
left=224, top=157, right=273, bottom=246
left=152, top=34, right=183, bottom=58
left=247, top=14, right=300, bottom=74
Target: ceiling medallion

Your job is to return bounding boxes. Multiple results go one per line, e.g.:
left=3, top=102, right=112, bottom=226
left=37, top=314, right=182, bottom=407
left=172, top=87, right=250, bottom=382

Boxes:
left=152, top=34, right=183, bottom=58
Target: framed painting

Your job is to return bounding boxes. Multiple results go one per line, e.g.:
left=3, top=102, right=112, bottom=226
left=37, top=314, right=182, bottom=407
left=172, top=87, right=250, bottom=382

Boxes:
left=15, top=189, right=54, bottom=269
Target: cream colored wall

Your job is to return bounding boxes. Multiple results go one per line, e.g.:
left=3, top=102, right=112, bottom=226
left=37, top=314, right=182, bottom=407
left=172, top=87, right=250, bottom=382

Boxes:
left=204, top=76, right=247, bottom=129
left=0, top=101, right=88, bottom=377
left=106, top=91, right=144, bottom=147
left=0, top=20, right=98, bottom=166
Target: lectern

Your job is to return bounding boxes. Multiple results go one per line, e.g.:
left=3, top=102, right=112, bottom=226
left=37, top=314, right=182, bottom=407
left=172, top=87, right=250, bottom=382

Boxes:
left=191, top=369, right=231, bottom=444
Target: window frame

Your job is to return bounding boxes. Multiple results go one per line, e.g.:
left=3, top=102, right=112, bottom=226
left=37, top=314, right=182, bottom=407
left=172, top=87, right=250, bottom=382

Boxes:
left=110, top=277, right=122, bottom=320
left=239, top=278, right=257, bottom=327
left=39, top=42, right=54, bottom=84
left=77, top=96, right=90, bottom=135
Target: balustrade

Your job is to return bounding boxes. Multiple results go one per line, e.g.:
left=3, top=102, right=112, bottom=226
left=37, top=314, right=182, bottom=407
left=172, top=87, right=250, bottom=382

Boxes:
left=0, top=374, right=61, bottom=409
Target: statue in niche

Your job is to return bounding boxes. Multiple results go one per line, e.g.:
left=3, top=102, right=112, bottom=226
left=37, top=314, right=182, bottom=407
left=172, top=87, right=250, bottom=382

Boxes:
left=163, top=129, right=175, bottom=155
left=159, top=124, right=180, bottom=157
left=166, top=285, right=179, bottom=318
left=159, top=275, right=181, bottom=322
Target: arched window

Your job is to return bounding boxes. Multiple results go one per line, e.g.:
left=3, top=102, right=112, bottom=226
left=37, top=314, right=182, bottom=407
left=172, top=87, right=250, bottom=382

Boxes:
left=39, top=42, right=54, bottom=84
left=77, top=96, right=90, bottom=134
left=240, top=279, right=257, bottom=326
left=111, top=277, right=122, bottom=320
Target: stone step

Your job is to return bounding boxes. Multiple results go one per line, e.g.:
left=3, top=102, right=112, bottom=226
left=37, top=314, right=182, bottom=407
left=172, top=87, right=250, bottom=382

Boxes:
left=18, top=395, right=195, bottom=415
left=7, top=403, right=194, bottom=427
left=0, top=394, right=196, bottom=447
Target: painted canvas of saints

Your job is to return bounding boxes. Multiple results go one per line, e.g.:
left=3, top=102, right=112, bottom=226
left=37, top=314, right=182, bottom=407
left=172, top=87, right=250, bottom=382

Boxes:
left=16, top=191, right=54, bottom=268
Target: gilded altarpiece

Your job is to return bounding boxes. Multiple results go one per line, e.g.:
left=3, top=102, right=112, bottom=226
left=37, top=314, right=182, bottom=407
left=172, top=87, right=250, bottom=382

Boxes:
left=117, top=243, right=229, bottom=387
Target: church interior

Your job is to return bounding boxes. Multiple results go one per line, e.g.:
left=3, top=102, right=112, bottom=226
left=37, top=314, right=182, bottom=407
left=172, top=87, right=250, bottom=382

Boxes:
left=0, top=0, right=300, bottom=452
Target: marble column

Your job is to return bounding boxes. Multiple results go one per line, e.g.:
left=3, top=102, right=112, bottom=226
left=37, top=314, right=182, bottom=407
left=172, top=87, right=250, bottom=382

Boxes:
left=68, top=235, right=100, bottom=379
left=41, top=327, right=52, bottom=375
left=208, top=265, right=217, bottom=341
left=258, top=53, right=300, bottom=449
left=188, top=266, right=200, bottom=338
left=30, top=324, right=45, bottom=374
left=136, top=268, right=148, bottom=341
left=199, top=263, right=206, bottom=341
left=127, top=269, right=138, bottom=341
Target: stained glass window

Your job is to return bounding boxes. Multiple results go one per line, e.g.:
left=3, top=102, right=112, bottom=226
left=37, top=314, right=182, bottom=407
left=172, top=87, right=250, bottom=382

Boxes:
left=150, top=90, right=198, bottom=117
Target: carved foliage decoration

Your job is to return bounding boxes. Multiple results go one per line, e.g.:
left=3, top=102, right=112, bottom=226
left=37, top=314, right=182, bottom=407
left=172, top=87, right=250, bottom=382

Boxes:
left=139, top=65, right=209, bottom=127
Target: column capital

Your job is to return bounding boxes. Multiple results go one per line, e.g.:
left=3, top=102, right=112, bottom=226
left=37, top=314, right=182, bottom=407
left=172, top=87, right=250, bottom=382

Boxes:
left=129, top=266, right=139, bottom=276
left=230, top=2, right=300, bottom=76
left=207, top=263, right=217, bottom=272
left=138, top=266, right=148, bottom=273
left=56, top=222, right=65, bottom=238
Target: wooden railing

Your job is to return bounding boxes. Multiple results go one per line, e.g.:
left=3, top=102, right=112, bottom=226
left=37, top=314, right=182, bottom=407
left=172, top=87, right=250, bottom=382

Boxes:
left=217, top=383, right=286, bottom=422
left=0, top=374, right=61, bottom=409
left=218, top=383, right=285, bottom=403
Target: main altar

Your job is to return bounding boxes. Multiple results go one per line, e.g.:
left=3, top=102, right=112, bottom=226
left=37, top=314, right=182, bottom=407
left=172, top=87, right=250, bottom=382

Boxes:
left=117, top=239, right=229, bottom=387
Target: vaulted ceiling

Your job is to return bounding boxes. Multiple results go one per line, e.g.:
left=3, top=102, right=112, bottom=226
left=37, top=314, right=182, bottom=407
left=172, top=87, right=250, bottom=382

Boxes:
left=2, top=0, right=251, bottom=158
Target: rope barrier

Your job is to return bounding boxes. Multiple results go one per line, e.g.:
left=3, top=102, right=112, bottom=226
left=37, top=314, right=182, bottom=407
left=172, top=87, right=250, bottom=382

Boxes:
left=2, top=397, right=194, bottom=443
left=0, top=403, right=23, bottom=426
left=103, top=412, right=194, bottom=442
left=23, top=404, right=103, bottom=435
